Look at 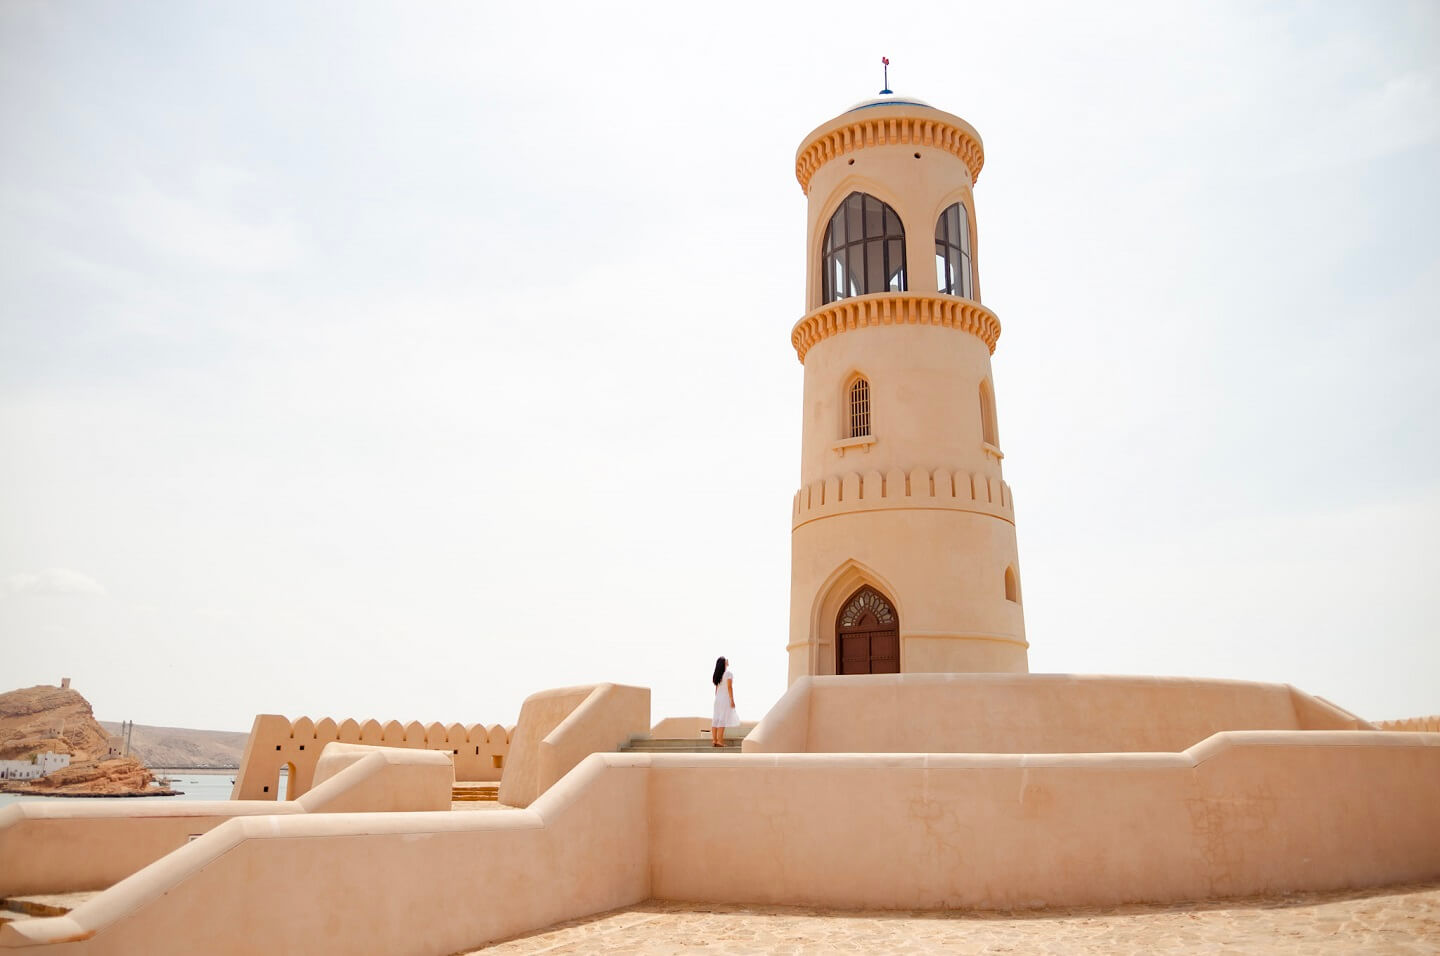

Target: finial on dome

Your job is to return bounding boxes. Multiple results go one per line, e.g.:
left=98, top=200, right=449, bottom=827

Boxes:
left=880, top=56, right=892, bottom=95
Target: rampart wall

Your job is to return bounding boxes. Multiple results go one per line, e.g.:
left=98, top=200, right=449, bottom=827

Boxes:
left=743, top=674, right=1374, bottom=755
left=4, top=733, right=1437, bottom=954
left=232, top=714, right=512, bottom=801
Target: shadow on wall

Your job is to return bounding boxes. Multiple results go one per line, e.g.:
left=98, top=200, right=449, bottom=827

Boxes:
left=232, top=715, right=513, bottom=801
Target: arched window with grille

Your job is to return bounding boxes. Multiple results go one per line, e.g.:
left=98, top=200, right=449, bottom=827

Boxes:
left=979, top=379, right=998, bottom=447
left=848, top=376, right=872, bottom=439
left=821, top=192, right=907, bottom=304
left=934, top=202, right=974, bottom=299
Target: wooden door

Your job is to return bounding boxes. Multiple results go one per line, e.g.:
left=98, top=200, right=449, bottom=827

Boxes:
left=836, top=586, right=899, bottom=674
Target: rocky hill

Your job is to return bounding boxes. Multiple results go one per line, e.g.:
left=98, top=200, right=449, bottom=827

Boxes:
left=98, top=721, right=247, bottom=769
left=0, top=684, right=170, bottom=796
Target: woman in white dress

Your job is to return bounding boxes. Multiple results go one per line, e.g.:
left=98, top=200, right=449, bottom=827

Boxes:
left=711, top=656, right=739, bottom=747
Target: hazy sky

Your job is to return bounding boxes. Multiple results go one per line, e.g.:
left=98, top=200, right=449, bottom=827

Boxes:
left=2, top=2, right=1437, bottom=733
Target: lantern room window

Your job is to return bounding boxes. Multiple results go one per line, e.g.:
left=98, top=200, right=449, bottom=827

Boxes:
left=821, top=192, right=907, bottom=304
left=934, top=202, right=974, bottom=299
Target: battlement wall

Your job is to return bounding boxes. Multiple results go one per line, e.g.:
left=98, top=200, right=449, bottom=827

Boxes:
left=793, top=466, right=1013, bottom=528
left=1379, top=715, right=1440, bottom=732
left=232, top=714, right=514, bottom=801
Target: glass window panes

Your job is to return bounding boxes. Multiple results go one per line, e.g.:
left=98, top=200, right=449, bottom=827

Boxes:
left=934, top=202, right=973, bottom=299
left=822, top=192, right=907, bottom=304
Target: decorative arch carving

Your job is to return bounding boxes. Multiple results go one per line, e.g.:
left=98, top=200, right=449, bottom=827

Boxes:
left=836, top=585, right=900, bottom=675
left=808, top=559, right=904, bottom=677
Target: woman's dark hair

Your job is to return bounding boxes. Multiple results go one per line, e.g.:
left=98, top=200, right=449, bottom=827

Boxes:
left=712, top=657, right=727, bottom=686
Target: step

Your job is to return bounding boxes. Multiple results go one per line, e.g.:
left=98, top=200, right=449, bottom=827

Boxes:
left=624, top=734, right=747, bottom=746
left=618, top=738, right=744, bottom=754
left=451, top=785, right=499, bottom=803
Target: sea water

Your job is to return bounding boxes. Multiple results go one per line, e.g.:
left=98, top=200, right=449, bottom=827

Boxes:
left=0, top=769, right=283, bottom=809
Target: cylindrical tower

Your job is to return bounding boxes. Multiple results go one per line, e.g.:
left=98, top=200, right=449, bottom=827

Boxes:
left=787, top=93, right=1027, bottom=683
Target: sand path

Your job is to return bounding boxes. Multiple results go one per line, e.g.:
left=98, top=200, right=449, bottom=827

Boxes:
left=465, top=881, right=1440, bottom=954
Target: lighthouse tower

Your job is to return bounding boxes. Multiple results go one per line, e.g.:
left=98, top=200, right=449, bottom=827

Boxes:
left=786, top=93, right=1027, bottom=683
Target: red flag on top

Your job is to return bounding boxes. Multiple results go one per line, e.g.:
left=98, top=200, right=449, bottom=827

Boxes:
left=882, top=57, right=889, bottom=65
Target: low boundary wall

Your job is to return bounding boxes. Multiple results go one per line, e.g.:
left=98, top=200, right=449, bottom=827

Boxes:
left=743, top=673, right=1375, bottom=754
left=3, top=731, right=1437, bottom=954
left=0, top=745, right=452, bottom=897
left=499, top=683, right=649, bottom=808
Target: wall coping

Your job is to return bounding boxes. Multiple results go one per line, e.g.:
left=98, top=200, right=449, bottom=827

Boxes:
left=791, top=292, right=1001, bottom=363
left=795, top=104, right=985, bottom=194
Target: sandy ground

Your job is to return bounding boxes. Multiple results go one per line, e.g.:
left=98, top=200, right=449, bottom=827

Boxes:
left=465, top=881, right=1440, bottom=954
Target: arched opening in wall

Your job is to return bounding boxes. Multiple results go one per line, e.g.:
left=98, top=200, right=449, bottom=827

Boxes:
left=836, top=586, right=900, bottom=675
left=279, top=761, right=296, bottom=801
left=934, top=202, right=974, bottom=299
left=979, top=379, right=999, bottom=447
left=821, top=192, right=907, bottom=304
left=847, top=375, right=871, bottom=438
left=1005, top=567, right=1020, bottom=604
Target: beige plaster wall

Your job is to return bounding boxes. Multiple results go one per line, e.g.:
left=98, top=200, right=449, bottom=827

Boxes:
left=232, top=713, right=512, bottom=801
left=6, top=734, right=1437, bottom=953
left=787, top=101, right=1027, bottom=681
left=650, top=733, right=1440, bottom=910
left=0, top=801, right=302, bottom=898
left=1, top=755, right=651, bottom=955
left=789, top=508, right=1027, bottom=683
left=745, top=674, right=1372, bottom=755
left=498, top=683, right=649, bottom=808
left=0, top=744, right=452, bottom=898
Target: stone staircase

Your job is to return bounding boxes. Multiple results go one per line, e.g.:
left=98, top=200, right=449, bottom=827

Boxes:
left=619, top=730, right=747, bottom=754
left=0, top=892, right=96, bottom=926
left=451, top=782, right=500, bottom=802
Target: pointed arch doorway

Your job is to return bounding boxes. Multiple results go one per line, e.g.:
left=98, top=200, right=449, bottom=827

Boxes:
left=836, top=586, right=900, bottom=674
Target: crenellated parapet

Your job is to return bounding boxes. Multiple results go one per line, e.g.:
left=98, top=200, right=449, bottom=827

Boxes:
left=232, top=713, right=515, bottom=801
left=1378, top=715, right=1440, bottom=732
left=791, top=292, right=1001, bottom=362
left=793, top=465, right=1013, bottom=529
left=795, top=110, right=984, bottom=193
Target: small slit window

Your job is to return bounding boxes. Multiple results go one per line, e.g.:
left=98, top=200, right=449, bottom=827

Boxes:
left=848, top=377, right=871, bottom=438
left=822, top=192, right=907, bottom=304
left=979, top=379, right=998, bottom=447
left=935, top=202, right=974, bottom=299
left=1005, top=566, right=1020, bottom=603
